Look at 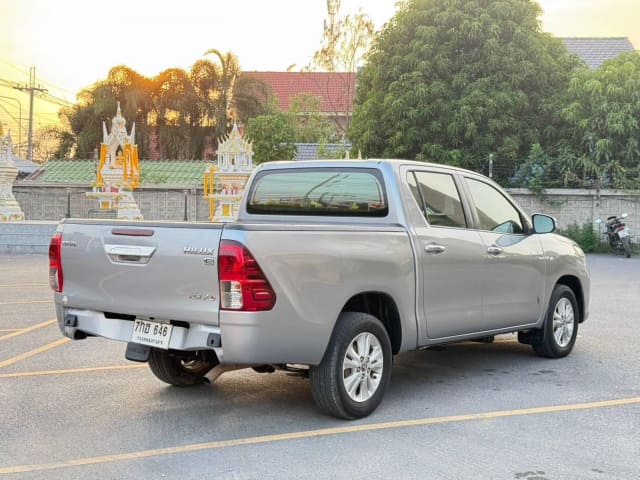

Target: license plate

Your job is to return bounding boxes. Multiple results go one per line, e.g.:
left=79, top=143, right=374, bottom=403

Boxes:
left=130, top=319, right=173, bottom=349
left=618, top=229, right=630, bottom=238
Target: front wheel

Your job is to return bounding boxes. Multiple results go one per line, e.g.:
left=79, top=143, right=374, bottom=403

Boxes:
left=310, top=312, right=392, bottom=419
left=622, top=236, right=631, bottom=258
left=148, top=349, right=218, bottom=386
left=530, top=285, right=579, bottom=358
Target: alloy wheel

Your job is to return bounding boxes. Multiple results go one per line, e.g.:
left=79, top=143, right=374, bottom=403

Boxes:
left=552, top=297, right=575, bottom=348
left=342, top=332, right=384, bottom=402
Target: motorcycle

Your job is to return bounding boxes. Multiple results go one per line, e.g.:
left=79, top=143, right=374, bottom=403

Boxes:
left=595, top=213, right=632, bottom=258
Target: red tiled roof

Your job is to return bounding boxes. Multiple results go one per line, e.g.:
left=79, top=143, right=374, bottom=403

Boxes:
left=243, top=71, right=357, bottom=114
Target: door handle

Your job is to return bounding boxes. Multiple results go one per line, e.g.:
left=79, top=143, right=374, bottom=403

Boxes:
left=425, top=243, right=447, bottom=254
left=487, top=246, right=504, bottom=255
left=104, top=244, right=156, bottom=264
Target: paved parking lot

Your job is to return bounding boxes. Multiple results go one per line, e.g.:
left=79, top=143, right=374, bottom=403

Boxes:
left=0, top=254, right=639, bottom=479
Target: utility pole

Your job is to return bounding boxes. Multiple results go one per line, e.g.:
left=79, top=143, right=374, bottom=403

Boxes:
left=13, top=67, right=47, bottom=163
left=488, top=153, right=494, bottom=179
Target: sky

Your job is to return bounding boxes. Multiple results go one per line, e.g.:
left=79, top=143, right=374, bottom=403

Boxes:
left=0, top=0, right=639, bottom=134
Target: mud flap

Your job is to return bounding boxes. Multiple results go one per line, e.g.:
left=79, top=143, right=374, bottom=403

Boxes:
left=125, top=342, right=151, bottom=362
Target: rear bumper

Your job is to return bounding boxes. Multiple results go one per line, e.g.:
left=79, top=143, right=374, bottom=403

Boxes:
left=55, top=301, right=222, bottom=355
left=54, top=299, right=327, bottom=365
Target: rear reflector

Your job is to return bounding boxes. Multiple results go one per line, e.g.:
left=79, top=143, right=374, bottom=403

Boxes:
left=218, top=240, right=276, bottom=311
left=49, top=233, right=63, bottom=292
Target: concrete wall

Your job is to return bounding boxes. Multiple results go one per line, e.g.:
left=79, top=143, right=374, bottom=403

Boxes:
left=5, top=182, right=640, bottom=253
left=12, top=183, right=212, bottom=222
left=0, top=221, right=58, bottom=254
left=7, top=183, right=640, bottom=235
left=508, top=188, right=640, bottom=234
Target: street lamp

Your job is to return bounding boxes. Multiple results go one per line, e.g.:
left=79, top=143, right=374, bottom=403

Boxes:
left=0, top=96, right=22, bottom=158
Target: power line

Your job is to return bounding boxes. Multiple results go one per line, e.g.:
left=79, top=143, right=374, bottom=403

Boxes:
left=36, top=92, right=72, bottom=108
left=0, top=66, right=76, bottom=102
left=0, top=56, right=30, bottom=77
left=36, top=80, right=75, bottom=99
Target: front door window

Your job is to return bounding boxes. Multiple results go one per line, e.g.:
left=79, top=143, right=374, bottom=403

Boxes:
left=466, top=178, right=523, bottom=233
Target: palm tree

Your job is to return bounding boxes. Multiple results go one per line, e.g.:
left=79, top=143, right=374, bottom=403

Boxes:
left=203, top=49, right=240, bottom=139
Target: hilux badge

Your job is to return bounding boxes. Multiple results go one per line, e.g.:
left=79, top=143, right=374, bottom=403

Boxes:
left=183, top=247, right=215, bottom=255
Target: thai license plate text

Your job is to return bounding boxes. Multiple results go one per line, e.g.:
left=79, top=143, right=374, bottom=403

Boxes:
left=131, top=319, right=173, bottom=349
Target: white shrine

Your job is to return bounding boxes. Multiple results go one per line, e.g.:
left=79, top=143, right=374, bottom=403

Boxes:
left=203, top=123, right=254, bottom=221
left=86, top=103, right=142, bottom=220
left=0, top=132, right=25, bottom=221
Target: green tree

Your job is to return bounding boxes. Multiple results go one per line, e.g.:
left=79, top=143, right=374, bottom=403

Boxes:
left=151, top=67, right=200, bottom=159
left=59, top=81, right=117, bottom=159
left=311, top=0, right=375, bottom=73
left=308, top=0, right=374, bottom=138
left=560, top=52, right=640, bottom=189
left=289, top=93, right=338, bottom=143
left=246, top=113, right=297, bottom=163
left=203, top=49, right=241, bottom=138
left=232, top=75, right=274, bottom=125
left=349, top=0, right=579, bottom=180
left=55, top=50, right=266, bottom=160
left=33, top=125, right=66, bottom=163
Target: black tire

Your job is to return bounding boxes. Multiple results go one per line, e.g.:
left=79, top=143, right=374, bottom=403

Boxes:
left=622, top=237, right=631, bottom=258
left=530, top=285, right=579, bottom=358
left=309, top=312, right=392, bottom=420
left=148, top=349, right=218, bottom=386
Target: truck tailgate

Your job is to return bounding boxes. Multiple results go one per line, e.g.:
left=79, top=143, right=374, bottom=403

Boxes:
left=60, top=221, right=223, bottom=326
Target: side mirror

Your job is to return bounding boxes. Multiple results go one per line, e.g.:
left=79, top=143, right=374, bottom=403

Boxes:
left=595, top=219, right=603, bottom=224
left=532, top=214, right=556, bottom=234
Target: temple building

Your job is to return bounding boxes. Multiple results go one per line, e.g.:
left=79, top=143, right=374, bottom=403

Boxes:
left=203, top=123, right=254, bottom=222
left=0, top=132, right=25, bottom=221
left=86, top=103, right=142, bottom=219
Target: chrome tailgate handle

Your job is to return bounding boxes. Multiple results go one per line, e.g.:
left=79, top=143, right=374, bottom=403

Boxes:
left=104, top=244, right=156, bottom=264
left=425, top=243, right=447, bottom=254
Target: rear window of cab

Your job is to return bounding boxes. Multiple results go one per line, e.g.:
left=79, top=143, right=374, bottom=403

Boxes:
left=246, top=168, right=388, bottom=217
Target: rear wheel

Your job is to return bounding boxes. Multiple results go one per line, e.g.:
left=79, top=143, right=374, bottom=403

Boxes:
left=148, top=349, right=218, bottom=386
left=527, top=285, right=579, bottom=358
left=622, top=236, right=631, bottom=258
left=310, top=312, right=392, bottom=419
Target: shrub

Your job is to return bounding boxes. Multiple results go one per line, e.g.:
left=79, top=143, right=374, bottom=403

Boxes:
left=559, top=222, right=605, bottom=253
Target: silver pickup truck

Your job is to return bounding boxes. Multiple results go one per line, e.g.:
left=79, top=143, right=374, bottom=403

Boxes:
left=51, top=160, right=590, bottom=419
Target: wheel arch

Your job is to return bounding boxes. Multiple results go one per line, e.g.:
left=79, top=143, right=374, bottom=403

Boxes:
left=341, top=292, right=402, bottom=354
left=556, top=275, right=585, bottom=323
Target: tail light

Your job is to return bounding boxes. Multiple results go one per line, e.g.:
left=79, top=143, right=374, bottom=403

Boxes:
left=218, top=240, right=276, bottom=311
left=49, top=233, right=63, bottom=292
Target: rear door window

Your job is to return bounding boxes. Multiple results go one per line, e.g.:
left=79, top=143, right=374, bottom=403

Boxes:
left=407, top=171, right=467, bottom=228
left=247, top=168, right=388, bottom=216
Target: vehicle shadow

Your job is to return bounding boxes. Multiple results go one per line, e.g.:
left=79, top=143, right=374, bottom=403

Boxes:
left=146, top=337, right=558, bottom=426
left=383, top=338, right=573, bottom=412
